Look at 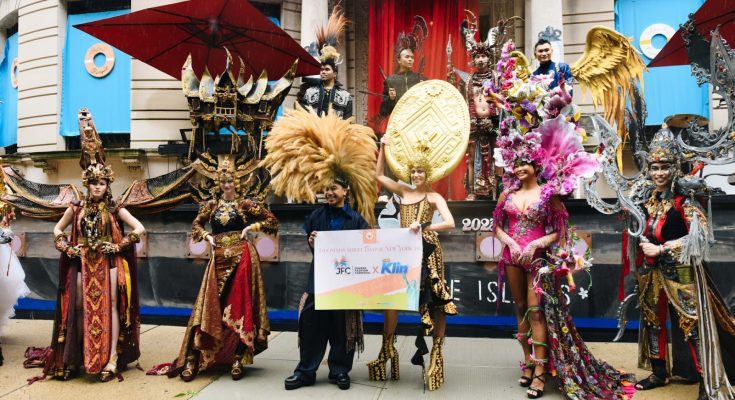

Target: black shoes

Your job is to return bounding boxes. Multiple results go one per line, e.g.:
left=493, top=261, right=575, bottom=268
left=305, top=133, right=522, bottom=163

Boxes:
left=284, top=373, right=349, bottom=390
left=328, top=373, right=351, bottom=390
left=284, top=374, right=313, bottom=390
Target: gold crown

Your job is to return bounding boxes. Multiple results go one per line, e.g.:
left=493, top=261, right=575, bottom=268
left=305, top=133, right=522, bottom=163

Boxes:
left=82, top=163, right=115, bottom=186
left=405, top=139, right=433, bottom=181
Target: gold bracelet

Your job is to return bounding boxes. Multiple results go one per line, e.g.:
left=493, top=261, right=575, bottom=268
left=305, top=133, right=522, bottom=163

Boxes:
left=126, top=232, right=141, bottom=243
left=54, top=232, right=68, bottom=243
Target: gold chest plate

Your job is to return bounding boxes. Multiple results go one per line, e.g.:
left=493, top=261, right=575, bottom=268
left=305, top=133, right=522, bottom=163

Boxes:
left=385, top=80, right=470, bottom=183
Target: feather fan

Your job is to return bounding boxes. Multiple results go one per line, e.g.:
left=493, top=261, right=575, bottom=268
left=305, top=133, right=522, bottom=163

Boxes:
left=261, top=106, right=378, bottom=226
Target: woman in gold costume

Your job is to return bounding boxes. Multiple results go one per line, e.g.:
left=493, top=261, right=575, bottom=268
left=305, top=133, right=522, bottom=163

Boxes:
left=162, top=157, right=278, bottom=382
left=368, top=136, right=457, bottom=391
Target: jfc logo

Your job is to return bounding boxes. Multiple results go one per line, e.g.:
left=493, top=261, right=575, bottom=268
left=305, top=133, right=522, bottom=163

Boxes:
left=333, top=256, right=351, bottom=275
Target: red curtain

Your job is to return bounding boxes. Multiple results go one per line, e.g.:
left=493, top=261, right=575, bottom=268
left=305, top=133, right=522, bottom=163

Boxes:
left=368, top=0, right=478, bottom=201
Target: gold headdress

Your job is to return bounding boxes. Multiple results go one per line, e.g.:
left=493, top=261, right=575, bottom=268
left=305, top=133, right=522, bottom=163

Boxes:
left=384, top=80, right=470, bottom=184
left=78, top=108, right=115, bottom=186
left=260, top=105, right=377, bottom=225
left=191, top=145, right=264, bottom=201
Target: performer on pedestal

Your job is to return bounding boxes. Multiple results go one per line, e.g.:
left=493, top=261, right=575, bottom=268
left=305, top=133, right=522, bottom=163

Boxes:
left=532, top=39, right=572, bottom=91
left=379, top=16, right=428, bottom=118
left=261, top=106, right=377, bottom=391
left=298, top=5, right=352, bottom=119
left=158, top=154, right=277, bottom=382
left=463, top=31, right=500, bottom=200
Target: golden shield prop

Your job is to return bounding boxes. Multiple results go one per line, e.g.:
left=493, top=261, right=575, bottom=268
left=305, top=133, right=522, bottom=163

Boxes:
left=385, top=80, right=470, bottom=184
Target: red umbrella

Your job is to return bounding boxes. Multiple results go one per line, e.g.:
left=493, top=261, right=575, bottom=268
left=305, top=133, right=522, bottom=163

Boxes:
left=649, top=0, right=735, bottom=67
left=75, top=0, right=321, bottom=79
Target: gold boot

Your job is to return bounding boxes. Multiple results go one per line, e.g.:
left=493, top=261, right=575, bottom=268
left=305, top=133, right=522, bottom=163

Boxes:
left=427, top=336, right=444, bottom=391
left=367, top=333, right=399, bottom=381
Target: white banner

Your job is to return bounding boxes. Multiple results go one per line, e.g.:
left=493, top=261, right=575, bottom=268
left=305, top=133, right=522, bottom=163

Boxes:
left=314, top=228, right=422, bottom=311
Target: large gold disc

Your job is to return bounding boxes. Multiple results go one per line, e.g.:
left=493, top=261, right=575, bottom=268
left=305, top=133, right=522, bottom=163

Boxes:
left=385, top=79, right=470, bottom=183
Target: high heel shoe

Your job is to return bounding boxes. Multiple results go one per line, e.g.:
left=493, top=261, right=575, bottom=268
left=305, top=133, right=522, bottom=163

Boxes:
left=426, top=336, right=444, bottom=391
left=526, top=374, right=545, bottom=398
left=367, top=333, right=399, bottom=381
left=180, top=354, right=199, bottom=382
left=519, top=361, right=534, bottom=387
left=231, top=358, right=244, bottom=381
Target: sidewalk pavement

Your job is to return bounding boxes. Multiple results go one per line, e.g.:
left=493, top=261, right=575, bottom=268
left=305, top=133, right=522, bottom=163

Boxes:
left=0, top=319, right=697, bottom=399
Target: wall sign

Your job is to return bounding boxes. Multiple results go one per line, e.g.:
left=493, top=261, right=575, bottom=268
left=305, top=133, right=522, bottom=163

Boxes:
left=639, top=23, right=676, bottom=59
left=84, top=43, right=115, bottom=78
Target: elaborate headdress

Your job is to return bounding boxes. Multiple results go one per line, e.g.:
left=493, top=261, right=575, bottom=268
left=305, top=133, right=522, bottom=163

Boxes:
left=495, top=116, right=599, bottom=198
left=383, top=80, right=470, bottom=185
left=646, top=124, right=681, bottom=164
left=191, top=142, right=265, bottom=201
left=462, top=12, right=520, bottom=61
left=78, top=108, right=115, bottom=187
left=395, top=15, right=428, bottom=59
left=260, top=106, right=378, bottom=225
left=314, top=4, right=349, bottom=69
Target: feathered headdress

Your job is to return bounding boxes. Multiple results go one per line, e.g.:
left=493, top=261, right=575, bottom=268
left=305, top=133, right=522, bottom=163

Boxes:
left=315, top=4, right=349, bottom=68
left=395, top=15, right=428, bottom=59
left=261, top=106, right=378, bottom=225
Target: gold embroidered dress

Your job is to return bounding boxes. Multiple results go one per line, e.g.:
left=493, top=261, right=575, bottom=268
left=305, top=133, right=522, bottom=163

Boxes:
left=168, top=198, right=277, bottom=374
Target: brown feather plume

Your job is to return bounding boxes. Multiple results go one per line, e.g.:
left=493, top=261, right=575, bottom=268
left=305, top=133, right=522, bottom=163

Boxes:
left=261, top=106, right=377, bottom=226
left=315, top=3, right=349, bottom=49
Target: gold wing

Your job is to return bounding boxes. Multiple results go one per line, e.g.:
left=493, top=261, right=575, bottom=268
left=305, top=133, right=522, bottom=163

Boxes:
left=572, top=26, right=646, bottom=147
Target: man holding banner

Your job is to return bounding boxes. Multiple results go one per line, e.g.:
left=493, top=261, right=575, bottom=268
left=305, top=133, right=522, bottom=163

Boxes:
left=260, top=107, right=379, bottom=391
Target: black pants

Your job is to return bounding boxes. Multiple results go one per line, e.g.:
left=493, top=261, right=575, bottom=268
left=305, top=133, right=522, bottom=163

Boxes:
left=293, top=293, right=354, bottom=383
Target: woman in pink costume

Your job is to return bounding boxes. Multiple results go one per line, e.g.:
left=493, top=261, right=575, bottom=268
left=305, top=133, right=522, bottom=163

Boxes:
left=492, top=116, right=634, bottom=399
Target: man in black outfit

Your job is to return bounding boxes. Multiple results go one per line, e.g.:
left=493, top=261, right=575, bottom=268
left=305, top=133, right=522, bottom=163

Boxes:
left=284, top=178, right=368, bottom=391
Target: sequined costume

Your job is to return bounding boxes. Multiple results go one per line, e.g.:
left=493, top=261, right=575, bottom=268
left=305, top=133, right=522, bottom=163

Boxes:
left=164, top=198, right=277, bottom=377
left=400, top=197, right=457, bottom=332
left=636, top=190, right=735, bottom=386
left=493, top=190, right=634, bottom=399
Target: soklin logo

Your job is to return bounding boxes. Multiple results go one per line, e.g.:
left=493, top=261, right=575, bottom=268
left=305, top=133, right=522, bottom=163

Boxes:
left=380, top=259, right=408, bottom=274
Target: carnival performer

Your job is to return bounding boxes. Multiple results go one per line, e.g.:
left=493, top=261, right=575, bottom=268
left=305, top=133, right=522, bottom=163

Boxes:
left=154, top=155, right=278, bottom=382
left=298, top=5, right=352, bottom=119
left=464, top=36, right=500, bottom=200
left=379, top=16, right=428, bottom=118
left=491, top=116, right=635, bottom=400
left=260, top=106, right=377, bottom=391
left=368, top=139, right=457, bottom=391
left=33, top=145, right=144, bottom=382
left=532, top=39, right=572, bottom=91
left=368, top=79, right=468, bottom=391
left=487, top=39, right=633, bottom=399
left=629, top=126, right=735, bottom=400
left=0, top=202, right=30, bottom=367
